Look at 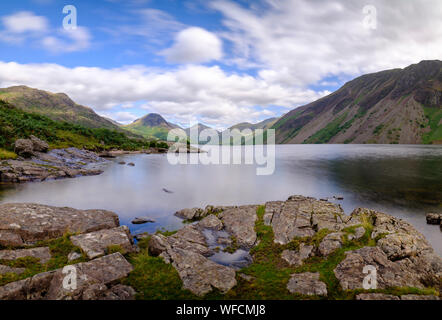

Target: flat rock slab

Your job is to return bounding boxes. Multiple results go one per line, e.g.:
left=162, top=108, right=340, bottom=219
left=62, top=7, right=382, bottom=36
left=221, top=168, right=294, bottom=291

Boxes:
left=131, top=217, right=156, bottom=224
left=0, top=247, right=51, bottom=264
left=71, top=226, right=135, bottom=259
left=0, top=203, right=119, bottom=247
left=318, top=232, right=343, bottom=256
left=272, top=196, right=343, bottom=245
left=219, top=205, right=258, bottom=249
left=287, top=272, right=327, bottom=296
left=0, top=253, right=133, bottom=300
left=168, top=247, right=237, bottom=296
left=400, top=294, right=439, bottom=300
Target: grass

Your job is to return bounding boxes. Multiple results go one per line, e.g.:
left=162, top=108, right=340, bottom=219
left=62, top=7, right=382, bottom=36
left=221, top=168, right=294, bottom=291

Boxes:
left=422, top=106, right=442, bottom=144
left=303, top=113, right=349, bottom=144
left=0, top=148, right=17, bottom=160
left=0, top=99, right=157, bottom=152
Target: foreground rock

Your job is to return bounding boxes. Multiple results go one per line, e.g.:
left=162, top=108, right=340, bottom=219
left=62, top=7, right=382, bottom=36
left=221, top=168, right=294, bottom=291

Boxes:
left=70, top=226, right=136, bottom=259
left=0, top=253, right=134, bottom=300
left=0, top=203, right=119, bottom=247
left=148, top=227, right=237, bottom=296
left=0, top=146, right=106, bottom=183
left=287, top=272, right=327, bottom=296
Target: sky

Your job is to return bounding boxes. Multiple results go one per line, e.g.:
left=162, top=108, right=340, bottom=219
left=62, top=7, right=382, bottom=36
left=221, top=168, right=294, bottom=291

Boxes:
left=0, top=0, right=441, bottom=129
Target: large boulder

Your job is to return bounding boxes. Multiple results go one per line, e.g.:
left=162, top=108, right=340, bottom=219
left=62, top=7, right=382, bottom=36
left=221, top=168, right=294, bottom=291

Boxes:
left=318, top=232, right=343, bottom=256
left=0, top=203, right=119, bottom=247
left=14, top=139, right=34, bottom=158
left=30, top=136, right=49, bottom=153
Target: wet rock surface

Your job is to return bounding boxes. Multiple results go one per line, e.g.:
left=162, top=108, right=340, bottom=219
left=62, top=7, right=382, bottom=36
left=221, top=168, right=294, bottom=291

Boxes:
left=0, top=146, right=106, bottom=183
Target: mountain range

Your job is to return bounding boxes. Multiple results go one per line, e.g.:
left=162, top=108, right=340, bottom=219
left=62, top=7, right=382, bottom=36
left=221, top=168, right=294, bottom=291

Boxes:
left=272, top=60, right=442, bottom=144
left=0, top=60, right=440, bottom=144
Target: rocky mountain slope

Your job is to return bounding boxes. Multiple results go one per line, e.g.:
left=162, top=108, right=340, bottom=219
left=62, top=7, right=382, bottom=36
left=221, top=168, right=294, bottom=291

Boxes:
left=0, top=86, right=119, bottom=130
left=273, top=60, right=442, bottom=144
left=124, top=113, right=181, bottom=140
left=230, top=117, right=279, bottom=131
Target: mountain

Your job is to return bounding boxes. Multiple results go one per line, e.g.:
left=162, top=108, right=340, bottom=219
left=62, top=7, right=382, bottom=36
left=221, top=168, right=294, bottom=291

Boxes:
left=184, top=123, right=221, bottom=144
left=272, top=60, right=442, bottom=144
left=124, top=113, right=181, bottom=140
left=0, top=86, right=120, bottom=130
left=230, top=117, right=279, bottom=131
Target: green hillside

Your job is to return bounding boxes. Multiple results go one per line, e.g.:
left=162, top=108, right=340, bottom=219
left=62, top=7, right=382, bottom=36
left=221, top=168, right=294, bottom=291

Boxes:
left=0, top=99, right=152, bottom=156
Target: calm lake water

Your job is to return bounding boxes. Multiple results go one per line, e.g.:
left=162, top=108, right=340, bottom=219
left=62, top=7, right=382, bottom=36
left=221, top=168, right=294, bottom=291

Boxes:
left=0, top=145, right=441, bottom=256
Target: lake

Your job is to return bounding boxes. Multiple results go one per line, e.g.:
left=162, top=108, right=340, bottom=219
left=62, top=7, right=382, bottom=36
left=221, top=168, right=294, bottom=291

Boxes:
left=0, top=144, right=441, bottom=256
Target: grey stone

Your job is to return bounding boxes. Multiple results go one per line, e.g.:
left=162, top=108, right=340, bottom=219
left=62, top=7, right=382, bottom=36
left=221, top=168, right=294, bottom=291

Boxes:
left=198, top=214, right=223, bottom=230
left=131, top=217, right=156, bottom=224
left=319, top=232, right=343, bottom=256
left=14, top=139, right=34, bottom=158
left=287, top=272, right=327, bottom=296
left=0, top=253, right=133, bottom=300
left=67, top=252, right=82, bottom=262
left=0, top=203, right=119, bottom=246
left=70, top=226, right=135, bottom=259
left=220, top=205, right=257, bottom=248
left=0, top=265, right=25, bottom=275
left=281, top=243, right=314, bottom=267
left=0, top=247, right=51, bottom=264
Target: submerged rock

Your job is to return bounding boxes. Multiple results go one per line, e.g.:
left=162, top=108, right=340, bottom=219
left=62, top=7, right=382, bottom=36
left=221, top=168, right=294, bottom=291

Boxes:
left=131, top=217, right=156, bottom=224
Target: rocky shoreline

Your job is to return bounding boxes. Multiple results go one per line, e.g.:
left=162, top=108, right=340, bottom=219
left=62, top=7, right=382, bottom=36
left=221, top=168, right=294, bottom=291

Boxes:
left=0, top=136, right=202, bottom=184
left=0, top=196, right=440, bottom=300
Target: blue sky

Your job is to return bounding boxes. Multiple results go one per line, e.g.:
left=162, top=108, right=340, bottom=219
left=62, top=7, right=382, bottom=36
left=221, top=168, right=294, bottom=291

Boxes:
left=0, top=0, right=441, bottom=128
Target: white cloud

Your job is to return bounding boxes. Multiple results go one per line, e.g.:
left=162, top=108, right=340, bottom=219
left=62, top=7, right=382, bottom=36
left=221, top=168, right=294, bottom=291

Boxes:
left=211, top=0, right=442, bottom=87
left=42, top=27, right=91, bottom=53
left=2, top=11, right=48, bottom=33
left=0, top=61, right=326, bottom=128
left=161, top=27, right=223, bottom=64
left=0, top=11, right=91, bottom=53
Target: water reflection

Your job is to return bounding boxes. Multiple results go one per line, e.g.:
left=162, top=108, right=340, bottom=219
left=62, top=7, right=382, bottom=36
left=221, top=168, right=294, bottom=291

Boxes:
left=0, top=145, right=440, bottom=255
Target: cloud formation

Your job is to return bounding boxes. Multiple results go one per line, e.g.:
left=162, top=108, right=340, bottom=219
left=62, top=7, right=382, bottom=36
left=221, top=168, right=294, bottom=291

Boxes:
left=161, top=27, right=223, bottom=64
left=0, top=11, right=91, bottom=53
left=212, top=0, right=442, bottom=86
left=0, top=61, right=327, bottom=128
